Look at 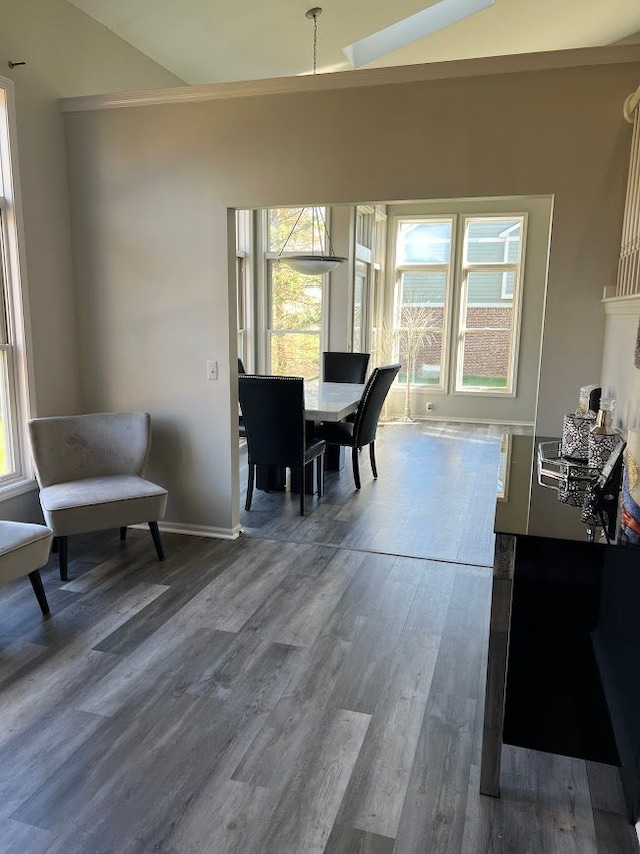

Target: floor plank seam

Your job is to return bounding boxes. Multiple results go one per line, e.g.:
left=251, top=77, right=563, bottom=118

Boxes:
left=239, top=531, right=494, bottom=570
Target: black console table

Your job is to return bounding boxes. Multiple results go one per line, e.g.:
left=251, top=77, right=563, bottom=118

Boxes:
left=480, top=434, right=640, bottom=825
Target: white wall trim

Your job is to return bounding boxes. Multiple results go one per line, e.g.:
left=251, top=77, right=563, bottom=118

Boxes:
left=0, top=478, right=38, bottom=503
left=603, top=294, right=640, bottom=315
left=131, top=521, right=242, bottom=540
left=59, top=45, right=640, bottom=113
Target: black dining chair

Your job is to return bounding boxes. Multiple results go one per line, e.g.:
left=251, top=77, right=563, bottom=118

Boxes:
left=238, top=375, right=326, bottom=516
left=323, top=351, right=370, bottom=426
left=315, top=363, right=401, bottom=489
left=323, top=351, right=370, bottom=384
left=238, top=358, right=247, bottom=438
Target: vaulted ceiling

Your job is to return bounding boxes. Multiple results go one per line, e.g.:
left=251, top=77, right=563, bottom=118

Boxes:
left=67, top=0, right=640, bottom=85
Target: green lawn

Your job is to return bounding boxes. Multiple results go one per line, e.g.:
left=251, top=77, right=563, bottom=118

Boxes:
left=462, top=376, right=507, bottom=388
left=398, top=374, right=507, bottom=388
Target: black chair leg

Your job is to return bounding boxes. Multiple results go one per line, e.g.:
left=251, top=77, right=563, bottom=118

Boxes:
left=316, top=454, right=324, bottom=497
left=299, top=470, right=306, bottom=516
left=120, top=526, right=127, bottom=541
left=51, top=538, right=59, bottom=554
left=370, top=441, right=378, bottom=479
left=58, top=536, right=69, bottom=582
left=28, top=569, right=50, bottom=615
left=352, top=447, right=361, bottom=490
left=246, top=463, right=254, bottom=511
left=149, top=521, right=165, bottom=561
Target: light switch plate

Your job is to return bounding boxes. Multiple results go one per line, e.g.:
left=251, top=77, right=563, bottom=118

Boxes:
left=206, top=360, right=218, bottom=381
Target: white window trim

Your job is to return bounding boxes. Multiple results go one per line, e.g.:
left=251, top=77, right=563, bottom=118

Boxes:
left=391, top=215, right=456, bottom=393
left=453, top=213, right=528, bottom=397
left=0, top=76, right=36, bottom=495
left=263, top=256, right=327, bottom=379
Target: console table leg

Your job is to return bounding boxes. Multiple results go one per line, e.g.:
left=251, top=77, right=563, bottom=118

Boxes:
left=480, top=533, right=516, bottom=798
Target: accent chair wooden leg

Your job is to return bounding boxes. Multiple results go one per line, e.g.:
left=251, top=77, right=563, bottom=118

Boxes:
left=58, top=536, right=69, bottom=582
left=370, top=441, right=378, bottom=479
left=148, top=521, right=165, bottom=561
left=28, top=569, right=50, bottom=615
left=352, top=447, right=361, bottom=490
left=316, top=454, right=324, bottom=497
left=120, top=527, right=127, bottom=541
left=246, top=464, right=254, bottom=511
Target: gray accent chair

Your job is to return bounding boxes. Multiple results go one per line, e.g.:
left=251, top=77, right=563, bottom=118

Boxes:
left=0, top=521, right=53, bottom=614
left=28, top=411, right=168, bottom=582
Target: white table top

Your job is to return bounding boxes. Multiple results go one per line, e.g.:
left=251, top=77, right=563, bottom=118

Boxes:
left=304, top=381, right=364, bottom=422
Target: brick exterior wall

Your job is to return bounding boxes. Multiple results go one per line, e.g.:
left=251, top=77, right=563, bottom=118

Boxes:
left=399, top=305, right=512, bottom=380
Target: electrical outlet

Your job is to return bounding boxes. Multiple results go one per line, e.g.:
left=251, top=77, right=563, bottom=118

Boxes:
left=425, top=401, right=434, bottom=411
left=206, top=359, right=218, bottom=381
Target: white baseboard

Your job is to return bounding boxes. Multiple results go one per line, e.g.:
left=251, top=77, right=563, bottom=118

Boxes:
left=380, top=416, right=534, bottom=428
left=130, top=522, right=242, bottom=540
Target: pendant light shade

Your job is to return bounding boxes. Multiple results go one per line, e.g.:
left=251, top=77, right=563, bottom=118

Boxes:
left=277, top=202, right=346, bottom=275
left=284, top=255, right=344, bottom=275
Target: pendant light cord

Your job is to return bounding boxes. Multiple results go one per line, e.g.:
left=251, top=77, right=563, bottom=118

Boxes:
left=312, top=12, right=318, bottom=74
left=306, top=8, right=322, bottom=75
left=276, top=9, right=344, bottom=265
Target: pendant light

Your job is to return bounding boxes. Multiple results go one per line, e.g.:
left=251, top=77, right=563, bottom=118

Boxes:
left=277, top=8, right=346, bottom=276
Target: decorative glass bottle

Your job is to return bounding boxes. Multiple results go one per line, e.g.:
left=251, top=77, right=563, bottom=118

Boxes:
left=588, top=397, right=623, bottom=470
left=561, top=385, right=600, bottom=460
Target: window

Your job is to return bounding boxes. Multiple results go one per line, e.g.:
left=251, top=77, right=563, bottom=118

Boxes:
left=394, top=218, right=453, bottom=388
left=352, top=205, right=375, bottom=354
left=456, top=216, right=524, bottom=393
left=0, top=79, right=32, bottom=491
left=391, top=212, right=526, bottom=396
left=265, top=208, right=325, bottom=379
left=236, top=253, right=246, bottom=365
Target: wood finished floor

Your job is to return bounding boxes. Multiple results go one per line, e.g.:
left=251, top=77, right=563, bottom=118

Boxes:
left=240, top=421, right=504, bottom=566
left=0, top=423, right=636, bottom=853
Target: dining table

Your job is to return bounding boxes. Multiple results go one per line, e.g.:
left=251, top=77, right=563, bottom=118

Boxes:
left=255, top=379, right=365, bottom=492
left=303, top=380, right=365, bottom=423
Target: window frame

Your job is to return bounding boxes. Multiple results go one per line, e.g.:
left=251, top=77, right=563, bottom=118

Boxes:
left=453, top=213, right=527, bottom=397
left=0, top=77, right=35, bottom=496
left=262, top=205, right=330, bottom=379
left=352, top=204, right=375, bottom=354
left=392, top=215, right=457, bottom=393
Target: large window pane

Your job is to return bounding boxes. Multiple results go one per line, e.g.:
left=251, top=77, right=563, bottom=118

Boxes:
left=401, top=270, right=446, bottom=306
left=353, top=271, right=363, bottom=353
left=398, top=328, right=443, bottom=385
left=268, top=207, right=327, bottom=254
left=0, top=350, right=13, bottom=476
left=269, top=332, right=320, bottom=379
left=270, top=264, right=322, bottom=330
left=394, top=218, right=453, bottom=397
left=266, top=207, right=327, bottom=380
left=465, top=218, right=522, bottom=264
left=397, top=267, right=447, bottom=387
left=397, top=220, right=451, bottom=264
left=0, top=81, right=53, bottom=488
left=457, top=216, right=524, bottom=394
left=459, top=329, right=510, bottom=388
left=397, top=304, right=444, bottom=386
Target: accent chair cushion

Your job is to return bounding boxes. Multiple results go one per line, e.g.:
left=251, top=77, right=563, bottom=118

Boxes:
left=39, top=476, right=168, bottom=536
left=0, top=521, right=53, bottom=586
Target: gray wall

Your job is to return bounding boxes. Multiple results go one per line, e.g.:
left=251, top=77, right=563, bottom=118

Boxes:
left=0, top=0, right=183, bottom=520
left=62, top=51, right=640, bottom=535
